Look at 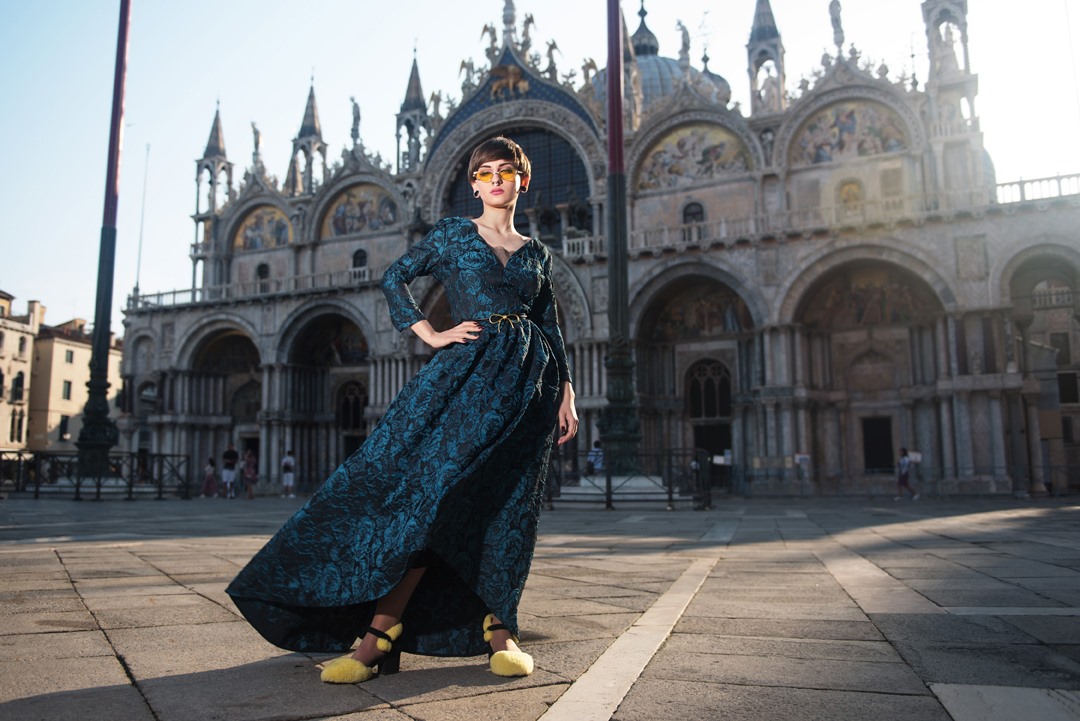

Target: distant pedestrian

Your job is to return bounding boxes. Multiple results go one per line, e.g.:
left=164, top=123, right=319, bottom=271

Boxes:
left=281, top=450, right=296, bottom=498
left=895, top=447, right=919, bottom=500
left=201, top=457, right=218, bottom=498
left=222, top=443, right=239, bottom=499
left=586, top=440, right=604, bottom=475
left=243, top=449, right=259, bottom=500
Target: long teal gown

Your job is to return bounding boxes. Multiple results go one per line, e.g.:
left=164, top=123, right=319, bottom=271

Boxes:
left=226, top=217, right=572, bottom=657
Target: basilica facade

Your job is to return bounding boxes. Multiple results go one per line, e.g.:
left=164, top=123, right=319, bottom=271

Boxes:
left=120, top=0, right=1080, bottom=496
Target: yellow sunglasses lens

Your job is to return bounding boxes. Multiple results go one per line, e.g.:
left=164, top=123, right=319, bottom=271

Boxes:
left=474, top=169, right=519, bottom=183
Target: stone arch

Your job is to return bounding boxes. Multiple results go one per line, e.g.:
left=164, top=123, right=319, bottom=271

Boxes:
left=312, top=179, right=404, bottom=241
left=549, top=254, right=591, bottom=343
left=630, top=259, right=766, bottom=335
left=628, top=113, right=760, bottom=192
left=124, top=332, right=157, bottom=376
left=175, top=314, right=261, bottom=370
left=421, top=100, right=605, bottom=224
left=275, top=300, right=375, bottom=364
left=634, top=267, right=756, bottom=456
left=776, top=242, right=957, bottom=324
left=792, top=259, right=946, bottom=331
left=774, top=85, right=926, bottom=173
left=993, top=238, right=1080, bottom=306
left=227, top=202, right=294, bottom=251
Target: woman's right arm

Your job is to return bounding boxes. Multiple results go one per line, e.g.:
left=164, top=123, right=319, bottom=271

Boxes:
left=381, top=223, right=443, bottom=332
left=383, top=221, right=481, bottom=349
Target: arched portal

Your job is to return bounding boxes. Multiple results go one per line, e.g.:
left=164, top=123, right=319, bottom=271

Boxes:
left=187, top=330, right=262, bottom=478
left=284, top=313, right=370, bottom=486
left=1007, top=253, right=1080, bottom=489
left=636, top=276, right=754, bottom=458
left=794, top=260, right=947, bottom=489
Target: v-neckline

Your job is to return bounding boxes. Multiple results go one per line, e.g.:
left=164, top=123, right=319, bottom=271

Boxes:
left=469, top=220, right=532, bottom=268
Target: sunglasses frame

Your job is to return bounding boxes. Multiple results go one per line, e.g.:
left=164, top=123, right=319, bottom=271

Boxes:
left=472, top=168, right=522, bottom=183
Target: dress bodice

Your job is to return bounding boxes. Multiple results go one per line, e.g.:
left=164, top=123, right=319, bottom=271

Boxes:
left=382, top=217, right=572, bottom=384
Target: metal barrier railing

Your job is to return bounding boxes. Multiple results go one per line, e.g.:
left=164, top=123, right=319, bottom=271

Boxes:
left=545, top=449, right=716, bottom=510
left=736, top=463, right=1080, bottom=499
left=0, top=451, right=191, bottom=501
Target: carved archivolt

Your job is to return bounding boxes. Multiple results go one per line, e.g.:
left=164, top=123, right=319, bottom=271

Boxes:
left=419, top=101, right=604, bottom=222
left=775, top=84, right=925, bottom=174
left=628, top=109, right=762, bottom=186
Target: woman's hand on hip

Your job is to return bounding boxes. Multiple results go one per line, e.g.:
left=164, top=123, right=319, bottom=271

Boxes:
left=411, top=320, right=482, bottom=349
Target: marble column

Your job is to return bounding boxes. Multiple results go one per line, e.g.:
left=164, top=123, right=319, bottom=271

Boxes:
left=988, top=392, right=1007, bottom=483
left=952, top=392, right=974, bottom=479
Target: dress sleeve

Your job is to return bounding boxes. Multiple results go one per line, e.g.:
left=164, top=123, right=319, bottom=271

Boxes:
left=535, top=251, right=574, bottom=385
left=382, top=222, right=443, bottom=332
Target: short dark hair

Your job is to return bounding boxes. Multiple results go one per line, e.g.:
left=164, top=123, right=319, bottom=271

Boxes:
left=468, top=136, right=531, bottom=178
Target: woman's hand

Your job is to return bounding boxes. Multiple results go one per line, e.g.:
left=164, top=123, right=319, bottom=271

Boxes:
left=556, top=382, right=579, bottom=446
left=410, top=320, right=482, bottom=350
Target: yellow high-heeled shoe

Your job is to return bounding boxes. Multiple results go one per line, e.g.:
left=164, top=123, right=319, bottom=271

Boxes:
left=484, top=613, right=533, bottom=677
left=320, top=623, right=403, bottom=684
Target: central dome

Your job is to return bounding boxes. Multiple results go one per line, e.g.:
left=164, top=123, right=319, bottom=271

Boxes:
left=592, top=2, right=731, bottom=109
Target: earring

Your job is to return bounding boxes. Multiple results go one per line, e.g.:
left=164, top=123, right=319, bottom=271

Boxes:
left=473, top=189, right=480, bottom=198
left=519, top=186, right=528, bottom=194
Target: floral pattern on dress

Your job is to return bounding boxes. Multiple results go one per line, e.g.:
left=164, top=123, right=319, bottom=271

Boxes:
left=226, top=217, right=571, bottom=656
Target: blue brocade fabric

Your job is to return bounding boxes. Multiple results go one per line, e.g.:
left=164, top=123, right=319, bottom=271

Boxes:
left=226, top=217, right=572, bottom=657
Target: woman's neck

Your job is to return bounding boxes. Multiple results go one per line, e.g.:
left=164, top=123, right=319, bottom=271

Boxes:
left=475, top=205, right=517, bottom=234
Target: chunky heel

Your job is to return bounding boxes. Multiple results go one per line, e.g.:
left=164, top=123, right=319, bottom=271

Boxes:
left=320, top=623, right=403, bottom=684
left=377, top=649, right=401, bottom=675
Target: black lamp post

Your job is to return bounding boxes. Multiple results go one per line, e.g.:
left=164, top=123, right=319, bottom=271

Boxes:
left=598, top=0, right=641, bottom=478
left=77, top=0, right=132, bottom=479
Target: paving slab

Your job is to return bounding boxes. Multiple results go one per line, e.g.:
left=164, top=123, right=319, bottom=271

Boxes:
left=611, top=679, right=952, bottom=721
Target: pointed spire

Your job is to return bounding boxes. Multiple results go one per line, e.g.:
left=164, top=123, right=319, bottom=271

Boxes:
left=750, top=0, right=780, bottom=43
left=621, top=7, right=638, bottom=64
left=203, top=104, right=226, bottom=159
left=631, top=0, right=659, bottom=56
left=298, top=85, right=322, bottom=139
left=400, top=54, right=426, bottom=113
left=283, top=154, right=302, bottom=196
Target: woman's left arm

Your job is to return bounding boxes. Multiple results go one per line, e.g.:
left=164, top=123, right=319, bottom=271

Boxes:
left=535, top=252, right=578, bottom=444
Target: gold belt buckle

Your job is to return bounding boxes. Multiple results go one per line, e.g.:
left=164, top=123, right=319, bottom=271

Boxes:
left=488, top=313, right=523, bottom=332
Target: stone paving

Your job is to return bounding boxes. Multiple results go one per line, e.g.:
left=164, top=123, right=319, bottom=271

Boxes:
left=1, top=497, right=1079, bottom=720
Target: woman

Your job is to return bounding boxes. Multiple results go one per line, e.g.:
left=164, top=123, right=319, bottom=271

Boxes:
left=226, top=136, right=578, bottom=684
left=243, top=449, right=259, bottom=500
left=201, top=457, right=217, bottom=498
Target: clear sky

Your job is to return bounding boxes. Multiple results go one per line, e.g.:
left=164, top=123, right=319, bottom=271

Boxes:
left=2, top=0, right=1078, bottom=336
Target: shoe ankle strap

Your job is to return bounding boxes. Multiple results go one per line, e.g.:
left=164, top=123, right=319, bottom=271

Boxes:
left=366, top=626, right=394, bottom=644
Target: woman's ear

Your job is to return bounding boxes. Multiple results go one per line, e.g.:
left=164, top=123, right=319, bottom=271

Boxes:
left=519, top=175, right=530, bottom=193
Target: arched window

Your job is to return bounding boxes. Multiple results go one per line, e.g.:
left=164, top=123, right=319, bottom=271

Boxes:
left=686, top=360, right=731, bottom=419
left=11, top=372, right=24, bottom=402
left=338, top=381, right=368, bottom=430
left=256, top=263, right=270, bottom=294
left=682, top=202, right=706, bottom=243
left=0, top=331, right=5, bottom=351
left=17, top=336, right=27, bottom=357
left=351, top=249, right=369, bottom=282
left=683, top=202, right=705, bottom=225
left=0, top=369, right=5, bottom=398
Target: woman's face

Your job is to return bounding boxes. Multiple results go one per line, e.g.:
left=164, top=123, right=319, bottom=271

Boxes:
left=471, top=158, right=529, bottom=208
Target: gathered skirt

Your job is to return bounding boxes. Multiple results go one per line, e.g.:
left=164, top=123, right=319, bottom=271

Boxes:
left=226, top=320, right=561, bottom=656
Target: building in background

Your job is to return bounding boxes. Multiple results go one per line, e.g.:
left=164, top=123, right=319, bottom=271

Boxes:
left=0, top=293, right=42, bottom=452
left=121, top=0, right=1080, bottom=495
left=27, top=319, right=123, bottom=453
